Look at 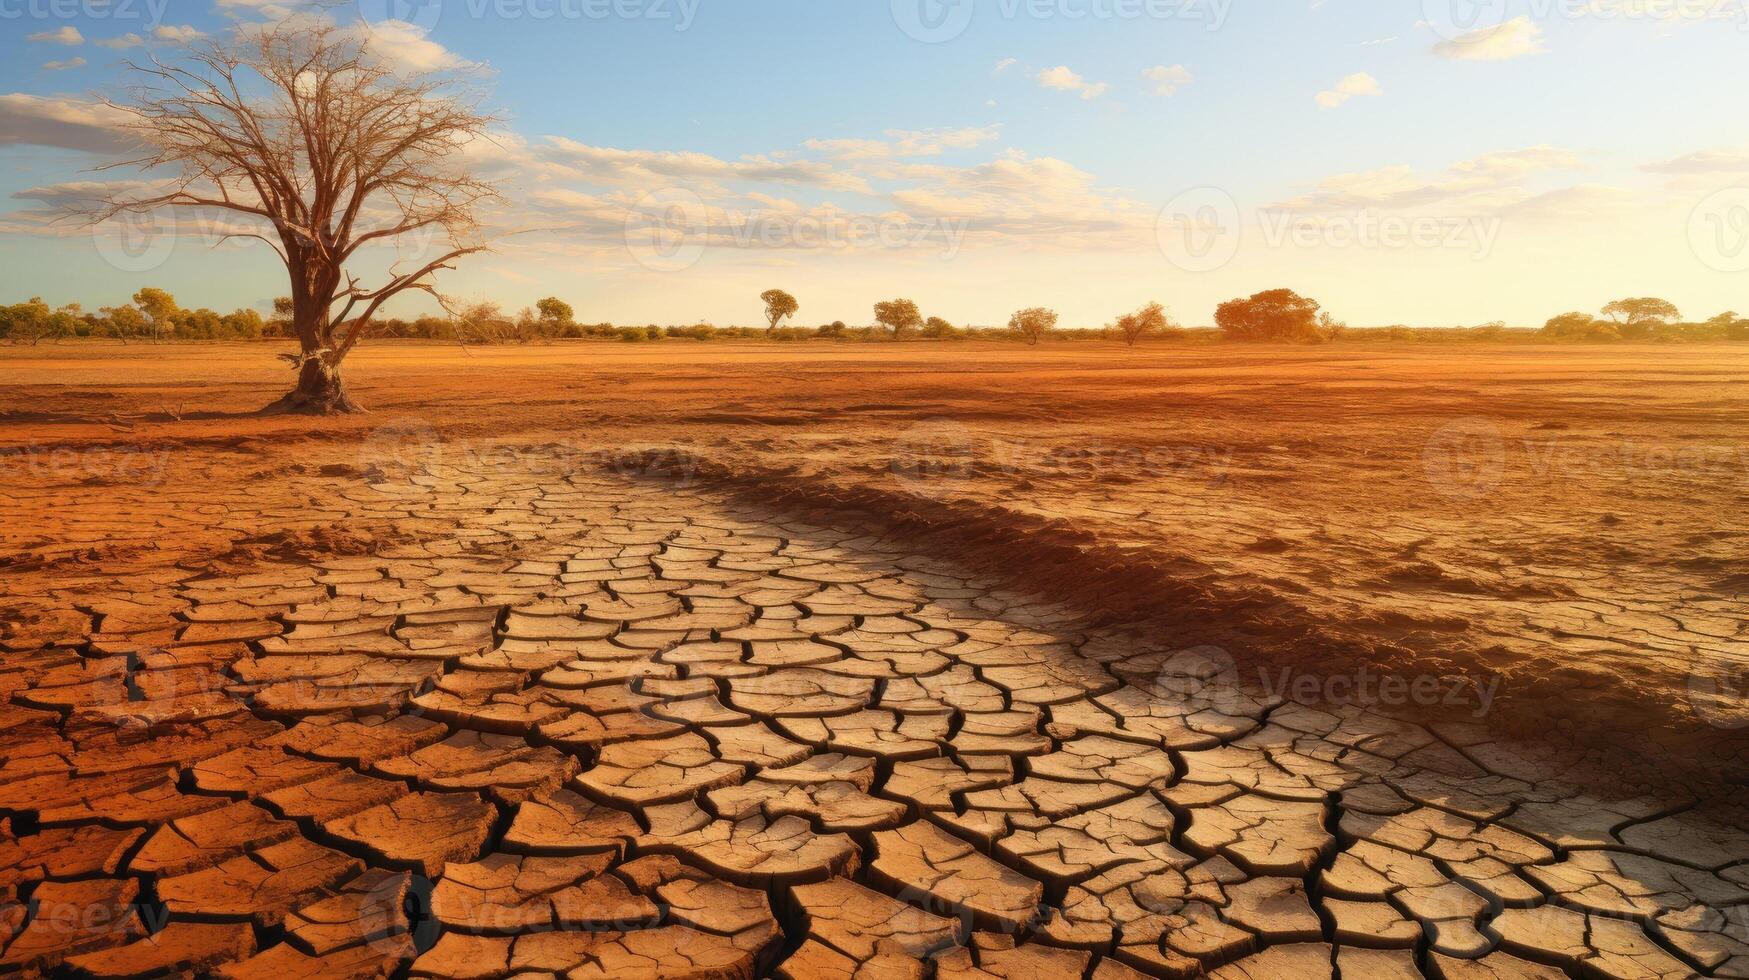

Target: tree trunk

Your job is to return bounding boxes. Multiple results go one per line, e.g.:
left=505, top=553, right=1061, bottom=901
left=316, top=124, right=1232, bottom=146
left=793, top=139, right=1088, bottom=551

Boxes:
left=265, top=354, right=362, bottom=415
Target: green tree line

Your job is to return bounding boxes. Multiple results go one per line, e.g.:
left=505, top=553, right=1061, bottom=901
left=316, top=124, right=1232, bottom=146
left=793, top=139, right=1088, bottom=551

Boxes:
left=7, top=287, right=1744, bottom=346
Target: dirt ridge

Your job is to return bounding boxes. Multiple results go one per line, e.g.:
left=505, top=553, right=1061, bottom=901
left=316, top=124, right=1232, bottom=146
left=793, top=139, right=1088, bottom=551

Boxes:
left=610, top=448, right=1749, bottom=795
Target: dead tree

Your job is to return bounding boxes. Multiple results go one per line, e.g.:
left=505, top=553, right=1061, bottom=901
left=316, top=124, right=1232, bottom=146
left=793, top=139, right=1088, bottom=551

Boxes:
left=96, top=21, right=498, bottom=413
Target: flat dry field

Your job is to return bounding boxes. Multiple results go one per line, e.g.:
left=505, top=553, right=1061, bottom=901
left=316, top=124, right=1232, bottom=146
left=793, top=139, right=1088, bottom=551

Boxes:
left=2, top=340, right=1746, bottom=978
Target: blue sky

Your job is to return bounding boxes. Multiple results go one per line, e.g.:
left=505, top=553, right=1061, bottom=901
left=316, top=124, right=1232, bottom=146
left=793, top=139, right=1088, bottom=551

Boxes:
left=3, top=0, right=1747, bottom=327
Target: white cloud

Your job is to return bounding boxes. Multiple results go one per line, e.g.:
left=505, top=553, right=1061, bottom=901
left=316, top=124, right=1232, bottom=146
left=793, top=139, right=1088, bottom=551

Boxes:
left=1432, top=16, right=1547, bottom=60
left=805, top=126, right=1001, bottom=161
left=1270, top=145, right=1588, bottom=215
left=994, top=57, right=1018, bottom=74
left=886, top=149, right=1149, bottom=243
left=1496, top=183, right=1641, bottom=223
left=539, top=138, right=871, bottom=194
left=42, top=58, right=88, bottom=71
left=1587, top=0, right=1747, bottom=24
left=0, top=94, right=134, bottom=153
left=350, top=20, right=474, bottom=73
left=12, top=179, right=160, bottom=207
left=1037, top=66, right=1110, bottom=100
left=1641, top=146, right=1749, bottom=175
left=214, top=0, right=318, bottom=18
left=1315, top=72, right=1381, bottom=108
left=1142, top=64, right=1192, bottom=96
left=152, top=25, right=209, bottom=43
left=96, top=33, right=145, bottom=49
left=28, top=26, right=84, bottom=45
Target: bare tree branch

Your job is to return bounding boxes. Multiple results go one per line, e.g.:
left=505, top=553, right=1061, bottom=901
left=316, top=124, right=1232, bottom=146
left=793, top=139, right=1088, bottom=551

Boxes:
left=89, top=19, right=502, bottom=413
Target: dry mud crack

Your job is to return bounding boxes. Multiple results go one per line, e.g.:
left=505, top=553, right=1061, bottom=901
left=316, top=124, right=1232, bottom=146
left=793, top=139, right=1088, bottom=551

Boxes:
left=2, top=457, right=1747, bottom=979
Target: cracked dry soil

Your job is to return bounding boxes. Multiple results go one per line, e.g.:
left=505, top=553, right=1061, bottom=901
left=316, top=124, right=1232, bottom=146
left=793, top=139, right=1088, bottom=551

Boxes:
left=3, top=450, right=1747, bottom=980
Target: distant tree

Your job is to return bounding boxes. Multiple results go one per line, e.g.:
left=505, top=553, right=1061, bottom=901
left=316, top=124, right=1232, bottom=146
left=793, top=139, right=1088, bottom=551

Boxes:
left=1, top=298, right=50, bottom=343
left=536, top=297, right=574, bottom=328
left=1600, top=297, right=1679, bottom=339
left=760, top=289, right=799, bottom=333
left=455, top=301, right=514, bottom=344
left=1008, top=307, right=1058, bottom=346
left=101, top=304, right=148, bottom=343
left=1542, top=311, right=1620, bottom=342
left=265, top=297, right=295, bottom=338
left=873, top=299, right=923, bottom=338
left=1317, top=310, right=1347, bottom=341
left=921, top=316, right=959, bottom=339
left=133, top=287, right=178, bottom=341
left=1115, top=301, right=1169, bottom=346
left=817, top=321, right=847, bottom=339
left=175, top=307, right=224, bottom=339
left=1215, top=288, right=1323, bottom=342
left=1705, top=311, right=1749, bottom=341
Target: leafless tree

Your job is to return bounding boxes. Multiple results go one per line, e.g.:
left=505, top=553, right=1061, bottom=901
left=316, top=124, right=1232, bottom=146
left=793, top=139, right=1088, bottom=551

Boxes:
left=95, top=21, right=499, bottom=413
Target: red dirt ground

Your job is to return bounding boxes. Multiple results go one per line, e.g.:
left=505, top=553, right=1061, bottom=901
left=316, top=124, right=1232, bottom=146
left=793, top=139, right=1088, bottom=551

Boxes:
left=2, top=339, right=1747, bottom=977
